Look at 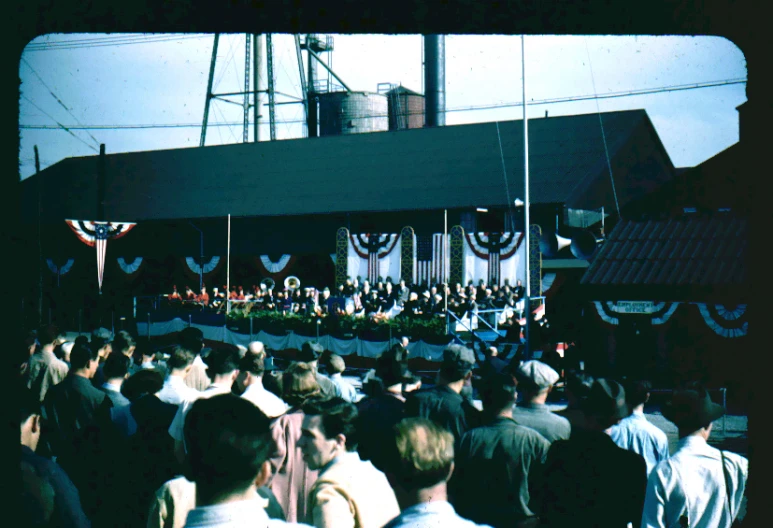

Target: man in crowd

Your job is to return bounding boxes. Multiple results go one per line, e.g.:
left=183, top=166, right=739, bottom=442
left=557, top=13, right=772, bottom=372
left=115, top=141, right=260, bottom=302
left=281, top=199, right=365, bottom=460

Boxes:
left=20, top=386, right=90, bottom=528
left=609, top=379, right=669, bottom=477
left=554, top=369, right=593, bottom=431
left=512, top=360, right=570, bottom=443
left=383, top=418, right=491, bottom=528
left=641, top=386, right=748, bottom=528
left=157, top=346, right=201, bottom=405
left=450, top=372, right=550, bottom=528
left=539, top=379, right=647, bottom=528
left=94, top=330, right=134, bottom=386
left=181, top=395, right=310, bottom=527
left=179, top=327, right=211, bottom=392
left=405, top=344, right=481, bottom=445
left=297, top=341, right=338, bottom=400
left=26, top=324, right=69, bottom=402
left=236, top=352, right=289, bottom=418
left=99, top=351, right=132, bottom=407
left=324, top=354, right=357, bottom=402
left=168, top=348, right=241, bottom=462
left=299, top=398, right=400, bottom=528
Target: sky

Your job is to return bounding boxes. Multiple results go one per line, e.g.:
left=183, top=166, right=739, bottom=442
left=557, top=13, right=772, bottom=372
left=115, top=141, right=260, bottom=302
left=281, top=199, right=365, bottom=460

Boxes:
left=18, top=34, right=747, bottom=180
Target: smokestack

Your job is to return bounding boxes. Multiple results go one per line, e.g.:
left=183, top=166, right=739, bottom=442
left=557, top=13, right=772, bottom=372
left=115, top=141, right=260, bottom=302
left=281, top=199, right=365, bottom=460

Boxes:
left=423, top=35, right=445, bottom=127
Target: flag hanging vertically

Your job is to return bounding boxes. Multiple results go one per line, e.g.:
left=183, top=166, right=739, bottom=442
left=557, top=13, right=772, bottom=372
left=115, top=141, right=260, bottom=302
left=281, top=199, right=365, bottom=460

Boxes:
left=65, top=220, right=136, bottom=293
left=415, top=234, right=448, bottom=286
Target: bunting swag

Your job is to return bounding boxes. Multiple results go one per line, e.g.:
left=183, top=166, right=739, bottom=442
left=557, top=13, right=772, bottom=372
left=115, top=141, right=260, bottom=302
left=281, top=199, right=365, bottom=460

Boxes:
left=697, top=303, right=749, bottom=338
left=593, top=301, right=681, bottom=326
left=259, top=255, right=293, bottom=274
left=46, top=259, right=74, bottom=276
left=65, top=220, right=137, bottom=293
left=348, top=233, right=401, bottom=284
left=117, top=257, right=143, bottom=275
left=463, top=232, right=525, bottom=286
left=185, top=257, right=222, bottom=275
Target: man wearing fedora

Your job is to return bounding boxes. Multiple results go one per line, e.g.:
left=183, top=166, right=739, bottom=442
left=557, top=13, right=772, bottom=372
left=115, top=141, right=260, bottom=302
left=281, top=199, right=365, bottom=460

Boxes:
left=641, top=386, right=748, bottom=528
left=512, top=360, right=570, bottom=442
left=539, top=379, right=647, bottom=528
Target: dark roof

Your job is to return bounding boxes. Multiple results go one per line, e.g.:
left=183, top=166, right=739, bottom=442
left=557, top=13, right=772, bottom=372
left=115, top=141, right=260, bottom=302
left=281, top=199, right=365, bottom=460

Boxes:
left=21, top=109, right=675, bottom=223
left=580, top=214, right=748, bottom=302
left=385, top=85, right=423, bottom=96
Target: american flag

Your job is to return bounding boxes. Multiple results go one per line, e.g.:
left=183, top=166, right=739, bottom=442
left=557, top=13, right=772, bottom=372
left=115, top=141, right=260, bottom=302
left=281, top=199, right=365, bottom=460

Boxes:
left=415, top=234, right=447, bottom=285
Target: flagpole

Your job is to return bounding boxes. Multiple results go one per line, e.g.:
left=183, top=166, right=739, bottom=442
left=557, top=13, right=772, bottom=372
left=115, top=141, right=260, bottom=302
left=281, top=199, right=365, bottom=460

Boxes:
left=444, top=209, right=448, bottom=333
left=522, top=35, right=531, bottom=359
left=227, top=214, right=231, bottom=314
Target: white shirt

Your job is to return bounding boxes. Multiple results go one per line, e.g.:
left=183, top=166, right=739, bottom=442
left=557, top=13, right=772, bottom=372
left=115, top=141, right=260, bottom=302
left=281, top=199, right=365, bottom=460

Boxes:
left=241, top=383, right=288, bottom=418
left=158, top=376, right=203, bottom=406
left=641, top=435, right=747, bottom=528
left=610, top=410, right=670, bottom=477
left=184, top=496, right=310, bottom=528
left=168, top=383, right=233, bottom=442
left=329, top=373, right=357, bottom=403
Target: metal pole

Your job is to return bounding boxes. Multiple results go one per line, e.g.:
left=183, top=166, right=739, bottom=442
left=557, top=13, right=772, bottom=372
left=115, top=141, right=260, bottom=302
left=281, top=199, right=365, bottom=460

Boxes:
left=133, top=297, right=136, bottom=319
left=306, top=48, right=352, bottom=92
left=294, top=34, right=309, bottom=133
left=250, top=316, right=254, bottom=341
left=200, top=34, right=220, bottom=147
left=266, top=34, right=277, bottom=141
left=444, top=209, right=449, bottom=335
left=522, top=35, right=531, bottom=359
left=253, top=34, right=260, bottom=142
left=227, top=214, right=231, bottom=314
left=35, top=145, right=43, bottom=327
left=79, top=309, right=82, bottom=335
left=243, top=34, right=251, bottom=143
left=147, top=312, right=151, bottom=338
left=722, top=388, right=727, bottom=434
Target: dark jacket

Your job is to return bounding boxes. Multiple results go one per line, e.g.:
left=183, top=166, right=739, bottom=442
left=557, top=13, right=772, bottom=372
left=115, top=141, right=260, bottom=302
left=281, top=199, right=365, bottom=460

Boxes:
left=404, top=385, right=481, bottom=444
left=539, top=429, right=647, bottom=528
left=356, top=392, right=406, bottom=473
left=449, top=417, right=551, bottom=527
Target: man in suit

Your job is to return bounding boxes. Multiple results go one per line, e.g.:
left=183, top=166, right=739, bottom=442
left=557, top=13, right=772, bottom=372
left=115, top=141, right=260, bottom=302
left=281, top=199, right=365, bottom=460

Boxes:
left=539, top=379, right=647, bottom=528
left=397, top=279, right=410, bottom=306
left=99, top=352, right=132, bottom=408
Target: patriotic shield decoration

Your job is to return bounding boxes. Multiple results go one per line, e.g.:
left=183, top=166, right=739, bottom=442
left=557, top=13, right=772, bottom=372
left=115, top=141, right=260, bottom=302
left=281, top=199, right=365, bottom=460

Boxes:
left=66, top=220, right=136, bottom=293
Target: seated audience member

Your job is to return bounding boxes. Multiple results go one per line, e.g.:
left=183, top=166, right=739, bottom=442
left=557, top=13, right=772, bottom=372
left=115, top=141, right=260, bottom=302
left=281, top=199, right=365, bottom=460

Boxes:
left=235, top=352, right=289, bottom=418
left=26, top=324, right=69, bottom=403
left=554, top=369, right=594, bottom=431
left=609, top=379, right=669, bottom=477
left=270, top=362, right=322, bottom=523
left=449, top=373, right=550, bottom=528
left=324, top=354, right=357, bottom=403
left=180, top=395, right=310, bottom=527
left=100, top=351, right=132, bottom=407
left=20, top=386, right=90, bottom=528
left=157, top=347, right=201, bottom=405
left=641, top=386, right=748, bottom=528
left=300, top=398, right=400, bottom=528
left=382, top=418, right=491, bottom=528
left=539, top=379, right=647, bottom=528
left=511, top=360, right=570, bottom=442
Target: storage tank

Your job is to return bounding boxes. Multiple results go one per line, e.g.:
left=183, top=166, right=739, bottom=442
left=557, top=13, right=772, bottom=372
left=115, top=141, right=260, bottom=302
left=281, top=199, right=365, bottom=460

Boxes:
left=386, top=85, right=425, bottom=130
left=317, top=91, right=389, bottom=136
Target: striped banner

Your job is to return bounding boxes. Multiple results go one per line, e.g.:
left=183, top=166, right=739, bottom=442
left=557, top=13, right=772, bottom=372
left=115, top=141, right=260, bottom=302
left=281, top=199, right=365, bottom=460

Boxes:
left=415, top=234, right=447, bottom=285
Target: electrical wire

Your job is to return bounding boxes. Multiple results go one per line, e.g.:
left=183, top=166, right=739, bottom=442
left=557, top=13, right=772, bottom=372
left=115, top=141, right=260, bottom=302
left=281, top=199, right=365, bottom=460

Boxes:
left=21, top=95, right=99, bottom=152
left=24, top=34, right=210, bottom=52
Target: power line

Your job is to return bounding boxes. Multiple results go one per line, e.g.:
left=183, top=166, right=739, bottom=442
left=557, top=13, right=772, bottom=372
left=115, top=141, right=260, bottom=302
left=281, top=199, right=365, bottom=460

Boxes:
left=21, top=95, right=99, bottom=152
left=19, top=77, right=745, bottom=131
left=21, top=57, right=101, bottom=149
left=24, top=34, right=211, bottom=52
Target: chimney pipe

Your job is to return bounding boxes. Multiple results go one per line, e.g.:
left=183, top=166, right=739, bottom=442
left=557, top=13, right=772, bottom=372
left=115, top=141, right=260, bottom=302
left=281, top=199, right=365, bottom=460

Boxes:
left=423, top=35, right=445, bottom=127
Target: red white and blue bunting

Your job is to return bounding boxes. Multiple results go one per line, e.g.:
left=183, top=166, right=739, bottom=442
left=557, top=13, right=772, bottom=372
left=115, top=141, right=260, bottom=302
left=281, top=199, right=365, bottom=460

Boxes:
left=259, top=255, right=292, bottom=274
left=117, top=257, right=143, bottom=275
left=348, top=233, right=401, bottom=284
left=697, top=303, right=748, bottom=338
left=593, top=301, right=681, bottom=326
left=46, top=258, right=74, bottom=276
left=186, top=257, right=221, bottom=275
left=462, top=232, right=525, bottom=286
left=66, top=220, right=136, bottom=293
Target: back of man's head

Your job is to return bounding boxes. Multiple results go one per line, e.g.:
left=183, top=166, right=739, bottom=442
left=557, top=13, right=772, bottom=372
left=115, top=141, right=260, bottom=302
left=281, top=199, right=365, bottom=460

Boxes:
left=179, top=327, right=204, bottom=355
left=183, top=394, right=274, bottom=496
left=388, top=418, right=455, bottom=492
left=566, top=370, right=594, bottom=399
left=326, top=354, right=346, bottom=375
left=303, top=397, right=359, bottom=451
left=37, top=324, right=60, bottom=348
left=239, top=353, right=265, bottom=377
left=204, top=348, right=239, bottom=379
left=247, top=341, right=266, bottom=359
left=111, top=330, right=136, bottom=356
left=168, top=346, right=196, bottom=371
left=439, top=344, right=476, bottom=383
left=122, top=369, right=165, bottom=401
left=103, top=352, right=131, bottom=380
left=624, top=379, right=652, bottom=408
left=283, top=362, right=321, bottom=407
left=70, top=343, right=98, bottom=371
left=480, top=372, right=518, bottom=415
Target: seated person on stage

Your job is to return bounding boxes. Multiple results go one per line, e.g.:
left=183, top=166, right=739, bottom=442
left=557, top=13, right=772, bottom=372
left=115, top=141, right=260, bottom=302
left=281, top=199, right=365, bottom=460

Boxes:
left=196, top=286, right=210, bottom=306
left=184, top=286, right=196, bottom=300
left=169, top=285, right=182, bottom=301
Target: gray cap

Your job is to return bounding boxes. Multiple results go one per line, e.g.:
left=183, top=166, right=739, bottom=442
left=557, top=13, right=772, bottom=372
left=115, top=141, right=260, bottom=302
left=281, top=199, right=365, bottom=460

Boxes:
left=515, top=360, right=559, bottom=390
left=442, top=344, right=477, bottom=373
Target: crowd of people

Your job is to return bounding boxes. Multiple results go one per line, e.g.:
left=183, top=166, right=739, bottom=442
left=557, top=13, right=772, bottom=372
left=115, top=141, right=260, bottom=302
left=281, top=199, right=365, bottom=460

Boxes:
left=18, top=323, right=748, bottom=528
left=164, top=277, right=529, bottom=324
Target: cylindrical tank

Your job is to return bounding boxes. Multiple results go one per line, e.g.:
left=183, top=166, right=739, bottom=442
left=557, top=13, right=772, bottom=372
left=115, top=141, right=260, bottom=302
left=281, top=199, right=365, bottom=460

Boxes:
left=387, top=86, right=425, bottom=130
left=424, top=34, right=445, bottom=127
left=318, top=92, right=389, bottom=136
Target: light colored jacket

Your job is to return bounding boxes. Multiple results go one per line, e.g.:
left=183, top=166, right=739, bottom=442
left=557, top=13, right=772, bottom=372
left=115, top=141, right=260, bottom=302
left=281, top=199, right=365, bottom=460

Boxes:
left=307, top=452, right=400, bottom=528
left=183, top=356, right=211, bottom=392
left=27, top=348, right=69, bottom=402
